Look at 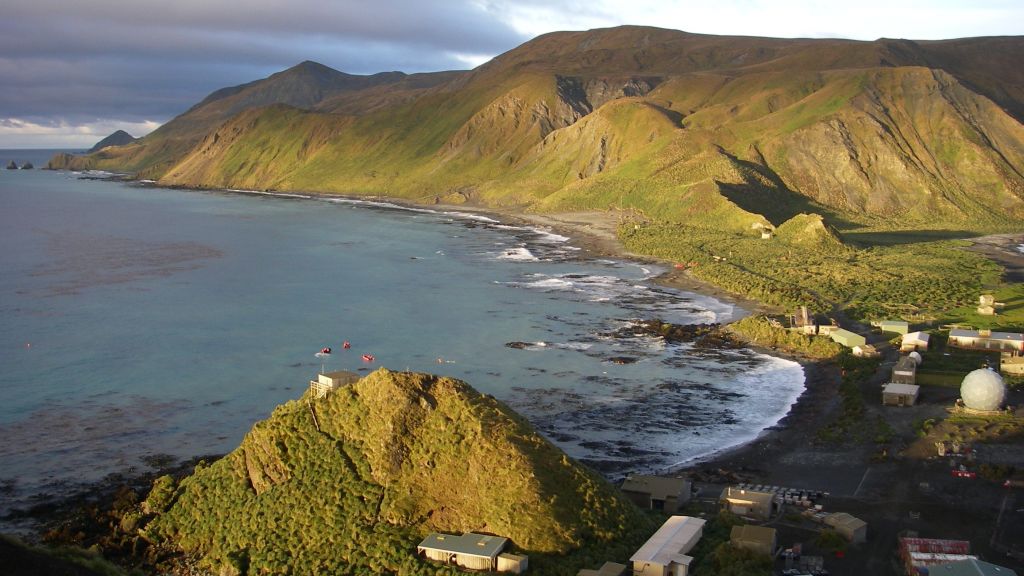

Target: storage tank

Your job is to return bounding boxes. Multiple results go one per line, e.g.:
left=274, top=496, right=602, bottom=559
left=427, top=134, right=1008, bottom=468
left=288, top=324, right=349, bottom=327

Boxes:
left=960, top=368, right=1006, bottom=411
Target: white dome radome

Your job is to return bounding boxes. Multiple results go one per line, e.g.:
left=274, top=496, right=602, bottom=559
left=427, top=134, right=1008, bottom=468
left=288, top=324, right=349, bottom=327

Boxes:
left=960, top=368, right=1006, bottom=411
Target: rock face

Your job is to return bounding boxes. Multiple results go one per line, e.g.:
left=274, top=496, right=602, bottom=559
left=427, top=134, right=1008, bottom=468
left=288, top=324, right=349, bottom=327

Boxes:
left=88, top=130, right=137, bottom=153
left=142, top=369, right=650, bottom=574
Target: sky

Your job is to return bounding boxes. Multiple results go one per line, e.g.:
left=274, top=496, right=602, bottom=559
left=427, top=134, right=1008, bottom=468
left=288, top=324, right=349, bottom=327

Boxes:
left=2, top=0, right=1021, bottom=148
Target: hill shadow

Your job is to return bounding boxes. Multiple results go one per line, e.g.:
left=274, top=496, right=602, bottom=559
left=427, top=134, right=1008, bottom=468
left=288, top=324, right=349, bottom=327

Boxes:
left=841, top=229, right=980, bottom=247
left=714, top=148, right=854, bottom=229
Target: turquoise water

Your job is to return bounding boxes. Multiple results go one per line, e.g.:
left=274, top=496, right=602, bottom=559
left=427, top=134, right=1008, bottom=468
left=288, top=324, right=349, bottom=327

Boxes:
left=0, top=151, right=804, bottom=515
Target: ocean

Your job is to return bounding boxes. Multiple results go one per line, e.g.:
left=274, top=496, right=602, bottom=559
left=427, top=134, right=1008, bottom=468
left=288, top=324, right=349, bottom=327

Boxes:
left=0, top=149, right=804, bottom=520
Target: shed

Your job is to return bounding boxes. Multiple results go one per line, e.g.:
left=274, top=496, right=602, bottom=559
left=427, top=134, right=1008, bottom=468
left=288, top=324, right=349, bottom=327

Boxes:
left=830, top=328, right=866, bottom=348
left=497, top=553, right=529, bottom=574
left=882, top=383, right=920, bottom=407
left=309, top=370, right=359, bottom=399
left=630, top=515, right=706, bottom=576
left=853, top=344, right=879, bottom=358
left=720, top=487, right=775, bottom=520
left=1000, top=352, right=1024, bottom=376
left=880, top=320, right=910, bottom=335
left=902, top=331, right=931, bottom=352
left=730, top=525, right=777, bottom=556
left=621, top=475, right=691, bottom=513
left=823, top=512, right=867, bottom=543
left=929, top=558, right=1018, bottom=575
left=417, top=532, right=509, bottom=571
left=892, top=356, right=918, bottom=385
left=577, top=561, right=628, bottom=576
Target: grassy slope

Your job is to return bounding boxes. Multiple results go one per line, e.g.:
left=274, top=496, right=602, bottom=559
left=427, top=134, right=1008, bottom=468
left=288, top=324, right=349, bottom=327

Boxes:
left=53, top=28, right=1024, bottom=322
left=143, top=369, right=655, bottom=575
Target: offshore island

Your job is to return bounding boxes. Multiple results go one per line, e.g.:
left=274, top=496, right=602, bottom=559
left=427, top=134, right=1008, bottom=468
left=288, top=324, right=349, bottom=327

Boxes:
left=10, top=25, right=1024, bottom=576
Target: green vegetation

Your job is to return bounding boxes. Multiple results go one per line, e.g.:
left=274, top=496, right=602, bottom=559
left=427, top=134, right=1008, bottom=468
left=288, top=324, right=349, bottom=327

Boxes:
left=816, top=354, right=887, bottom=445
left=688, top=512, right=771, bottom=576
left=728, top=315, right=843, bottom=359
left=138, top=369, right=656, bottom=575
left=622, top=222, right=1009, bottom=322
left=0, top=534, right=135, bottom=576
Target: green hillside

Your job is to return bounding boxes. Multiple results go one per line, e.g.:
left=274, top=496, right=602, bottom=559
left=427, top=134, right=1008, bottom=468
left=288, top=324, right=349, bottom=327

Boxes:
left=139, top=369, right=655, bottom=575
left=47, top=26, right=1024, bottom=321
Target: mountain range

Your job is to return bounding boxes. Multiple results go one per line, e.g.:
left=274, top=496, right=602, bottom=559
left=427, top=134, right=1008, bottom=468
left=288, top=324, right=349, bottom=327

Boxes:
left=51, top=26, right=1024, bottom=234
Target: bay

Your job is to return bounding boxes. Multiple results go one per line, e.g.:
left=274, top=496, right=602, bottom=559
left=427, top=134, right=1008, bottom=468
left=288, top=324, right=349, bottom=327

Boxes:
left=0, top=150, right=804, bottom=519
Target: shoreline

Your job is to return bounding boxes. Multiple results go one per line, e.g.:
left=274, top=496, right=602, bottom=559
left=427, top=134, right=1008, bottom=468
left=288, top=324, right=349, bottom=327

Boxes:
left=145, top=184, right=830, bottom=480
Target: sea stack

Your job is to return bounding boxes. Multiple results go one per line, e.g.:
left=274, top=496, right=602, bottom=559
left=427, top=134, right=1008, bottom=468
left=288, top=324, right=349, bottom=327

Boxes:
left=5, top=161, right=17, bottom=170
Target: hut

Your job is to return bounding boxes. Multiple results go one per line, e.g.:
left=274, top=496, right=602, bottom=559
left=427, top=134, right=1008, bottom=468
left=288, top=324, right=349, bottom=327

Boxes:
left=730, top=525, right=777, bottom=556
left=948, top=329, right=1024, bottom=353
left=417, top=532, right=510, bottom=571
left=621, top=475, right=691, bottom=513
left=720, top=487, right=775, bottom=520
left=879, top=320, right=910, bottom=335
left=853, top=344, right=879, bottom=358
left=929, top=558, right=1018, bottom=576
left=829, top=328, right=866, bottom=348
left=823, top=512, right=867, bottom=543
left=892, top=356, right=918, bottom=385
left=309, top=370, right=359, bottom=399
left=901, top=331, right=931, bottom=352
left=577, top=562, right=628, bottom=576
left=882, top=383, right=920, bottom=407
left=497, top=553, right=529, bottom=574
left=630, top=516, right=705, bottom=576
left=1000, top=352, right=1024, bottom=376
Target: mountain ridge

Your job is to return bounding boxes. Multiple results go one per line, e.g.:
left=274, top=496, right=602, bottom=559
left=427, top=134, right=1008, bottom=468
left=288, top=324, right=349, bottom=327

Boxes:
left=48, top=26, right=1024, bottom=234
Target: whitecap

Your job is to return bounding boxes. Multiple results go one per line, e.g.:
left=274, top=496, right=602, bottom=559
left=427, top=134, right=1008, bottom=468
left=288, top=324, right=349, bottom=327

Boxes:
left=497, top=247, right=540, bottom=261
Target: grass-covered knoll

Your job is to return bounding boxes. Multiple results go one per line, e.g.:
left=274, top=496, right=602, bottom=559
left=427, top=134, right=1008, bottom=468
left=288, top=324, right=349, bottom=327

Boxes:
left=728, top=316, right=843, bottom=359
left=621, top=220, right=1005, bottom=322
left=141, top=369, right=655, bottom=575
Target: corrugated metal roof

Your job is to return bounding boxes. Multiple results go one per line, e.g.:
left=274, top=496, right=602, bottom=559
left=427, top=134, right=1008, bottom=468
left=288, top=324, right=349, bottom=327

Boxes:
left=621, top=475, right=689, bottom=500
left=904, top=331, right=930, bottom=343
left=950, top=329, right=1024, bottom=342
left=721, top=486, right=774, bottom=506
left=929, top=558, right=1019, bottom=576
left=630, top=515, right=705, bottom=565
left=417, top=532, right=508, bottom=559
left=883, top=383, right=920, bottom=396
left=824, top=512, right=867, bottom=531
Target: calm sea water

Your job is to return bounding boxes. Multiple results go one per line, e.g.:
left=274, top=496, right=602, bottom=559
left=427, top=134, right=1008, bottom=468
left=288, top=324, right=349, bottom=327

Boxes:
left=0, top=150, right=804, bottom=518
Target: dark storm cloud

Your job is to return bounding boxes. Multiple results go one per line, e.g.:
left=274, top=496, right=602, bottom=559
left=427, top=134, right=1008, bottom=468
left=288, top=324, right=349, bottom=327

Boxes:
left=0, top=0, right=529, bottom=125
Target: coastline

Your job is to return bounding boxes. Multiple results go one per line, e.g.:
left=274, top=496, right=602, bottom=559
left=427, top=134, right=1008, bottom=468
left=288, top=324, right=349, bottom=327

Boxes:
left=146, top=183, right=831, bottom=475
left=172, top=185, right=832, bottom=481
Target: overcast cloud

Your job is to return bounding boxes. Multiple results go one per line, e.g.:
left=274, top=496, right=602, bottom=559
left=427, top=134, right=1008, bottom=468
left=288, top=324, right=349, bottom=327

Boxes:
left=2, top=0, right=1021, bottom=148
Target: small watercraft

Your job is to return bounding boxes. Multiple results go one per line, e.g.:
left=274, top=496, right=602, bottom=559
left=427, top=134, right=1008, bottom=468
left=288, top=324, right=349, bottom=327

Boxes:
left=342, top=341, right=351, bottom=349
left=361, top=354, right=375, bottom=363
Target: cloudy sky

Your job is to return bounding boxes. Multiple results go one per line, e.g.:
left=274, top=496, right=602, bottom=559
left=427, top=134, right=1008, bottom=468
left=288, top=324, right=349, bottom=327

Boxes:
left=2, top=0, right=1021, bottom=148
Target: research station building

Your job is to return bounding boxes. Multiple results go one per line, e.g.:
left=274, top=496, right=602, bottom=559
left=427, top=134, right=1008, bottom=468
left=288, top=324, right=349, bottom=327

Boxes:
left=417, top=532, right=527, bottom=573
left=621, top=475, right=691, bottom=513
left=630, top=515, right=706, bottom=576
